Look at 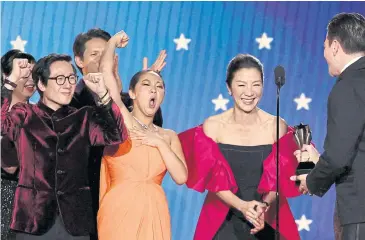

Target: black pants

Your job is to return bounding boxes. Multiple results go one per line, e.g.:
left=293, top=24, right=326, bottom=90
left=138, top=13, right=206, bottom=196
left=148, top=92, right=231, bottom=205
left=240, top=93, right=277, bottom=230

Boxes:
left=342, top=223, right=365, bottom=240
left=15, top=216, right=90, bottom=240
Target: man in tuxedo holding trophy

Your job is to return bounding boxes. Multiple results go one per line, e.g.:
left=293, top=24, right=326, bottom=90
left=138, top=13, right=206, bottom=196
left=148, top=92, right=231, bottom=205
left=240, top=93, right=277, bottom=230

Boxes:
left=291, top=12, right=365, bottom=239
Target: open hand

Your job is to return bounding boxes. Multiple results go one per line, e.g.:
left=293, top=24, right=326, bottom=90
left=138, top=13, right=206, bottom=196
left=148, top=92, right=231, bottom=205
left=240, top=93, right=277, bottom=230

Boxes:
left=143, top=50, right=167, bottom=73
left=129, top=127, right=166, bottom=148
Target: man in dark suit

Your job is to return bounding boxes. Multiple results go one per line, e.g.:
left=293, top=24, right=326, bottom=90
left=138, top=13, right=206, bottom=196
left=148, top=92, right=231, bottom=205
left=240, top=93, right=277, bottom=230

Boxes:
left=292, top=12, right=365, bottom=239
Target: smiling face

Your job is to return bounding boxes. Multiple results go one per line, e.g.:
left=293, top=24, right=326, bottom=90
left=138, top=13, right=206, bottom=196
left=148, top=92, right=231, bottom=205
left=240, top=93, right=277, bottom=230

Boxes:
left=38, top=60, right=77, bottom=108
left=129, top=71, right=165, bottom=117
left=12, top=63, right=36, bottom=101
left=228, top=67, right=263, bottom=113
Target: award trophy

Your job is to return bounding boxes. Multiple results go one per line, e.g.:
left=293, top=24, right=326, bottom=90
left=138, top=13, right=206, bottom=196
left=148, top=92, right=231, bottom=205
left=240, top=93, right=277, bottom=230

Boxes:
left=293, top=123, right=315, bottom=175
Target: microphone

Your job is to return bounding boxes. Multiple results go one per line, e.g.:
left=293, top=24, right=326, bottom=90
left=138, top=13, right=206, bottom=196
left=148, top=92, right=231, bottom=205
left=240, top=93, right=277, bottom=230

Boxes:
left=274, top=66, right=285, bottom=89
left=274, top=65, right=285, bottom=240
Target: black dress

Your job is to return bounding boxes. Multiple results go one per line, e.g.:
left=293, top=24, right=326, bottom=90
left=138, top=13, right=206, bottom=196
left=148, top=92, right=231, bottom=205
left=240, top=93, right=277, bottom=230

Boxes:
left=213, top=144, right=276, bottom=240
left=1, top=169, right=18, bottom=240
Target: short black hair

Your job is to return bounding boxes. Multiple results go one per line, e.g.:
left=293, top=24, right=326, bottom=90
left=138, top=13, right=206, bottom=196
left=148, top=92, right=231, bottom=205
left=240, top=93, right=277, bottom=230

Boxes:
left=73, top=28, right=111, bottom=72
left=32, top=54, right=77, bottom=95
left=226, top=54, right=264, bottom=88
left=327, top=12, right=365, bottom=54
left=1, top=49, right=36, bottom=84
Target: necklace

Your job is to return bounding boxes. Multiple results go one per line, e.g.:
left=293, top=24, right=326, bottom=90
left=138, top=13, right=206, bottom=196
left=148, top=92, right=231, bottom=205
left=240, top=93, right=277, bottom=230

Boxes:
left=133, top=116, right=157, bottom=131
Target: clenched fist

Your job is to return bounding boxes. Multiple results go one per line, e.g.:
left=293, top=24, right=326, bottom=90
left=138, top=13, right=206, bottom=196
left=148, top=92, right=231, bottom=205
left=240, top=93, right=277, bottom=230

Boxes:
left=84, top=72, right=108, bottom=97
left=111, top=30, right=129, bottom=48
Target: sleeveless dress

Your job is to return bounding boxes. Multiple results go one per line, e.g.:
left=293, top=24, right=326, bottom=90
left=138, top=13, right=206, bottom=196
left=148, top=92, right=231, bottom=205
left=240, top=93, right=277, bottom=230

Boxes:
left=214, top=144, right=276, bottom=240
left=97, top=140, right=171, bottom=240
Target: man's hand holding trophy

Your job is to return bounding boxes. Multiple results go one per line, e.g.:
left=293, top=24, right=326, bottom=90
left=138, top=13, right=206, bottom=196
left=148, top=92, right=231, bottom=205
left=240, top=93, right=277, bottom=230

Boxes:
left=293, top=123, right=316, bottom=175
left=291, top=123, right=320, bottom=195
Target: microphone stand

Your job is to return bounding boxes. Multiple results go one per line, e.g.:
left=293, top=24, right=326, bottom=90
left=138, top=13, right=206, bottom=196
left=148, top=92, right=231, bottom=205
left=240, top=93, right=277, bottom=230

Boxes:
left=275, top=86, right=280, bottom=240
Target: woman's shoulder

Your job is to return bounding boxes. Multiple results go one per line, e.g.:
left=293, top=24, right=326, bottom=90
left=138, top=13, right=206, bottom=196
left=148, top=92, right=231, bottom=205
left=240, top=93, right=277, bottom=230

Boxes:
left=203, top=110, right=232, bottom=141
left=204, top=109, right=232, bottom=126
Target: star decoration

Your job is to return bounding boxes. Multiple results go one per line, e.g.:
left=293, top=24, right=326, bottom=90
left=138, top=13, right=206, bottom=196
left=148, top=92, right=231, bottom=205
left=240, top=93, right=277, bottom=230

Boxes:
left=212, top=94, right=229, bottom=111
left=173, top=33, right=191, bottom=51
left=295, top=215, right=313, bottom=231
left=294, top=93, right=312, bottom=110
left=11, top=35, right=27, bottom=52
left=256, top=33, right=273, bottom=50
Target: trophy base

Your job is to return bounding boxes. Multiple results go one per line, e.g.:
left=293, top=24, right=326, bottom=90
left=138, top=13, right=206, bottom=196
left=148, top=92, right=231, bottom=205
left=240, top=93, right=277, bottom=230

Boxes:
left=295, top=162, right=315, bottom=175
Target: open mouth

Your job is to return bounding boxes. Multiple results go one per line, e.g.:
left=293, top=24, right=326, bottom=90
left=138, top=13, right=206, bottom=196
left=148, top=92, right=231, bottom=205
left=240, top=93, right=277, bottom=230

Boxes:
left=149, top=97, right=156, bottom=108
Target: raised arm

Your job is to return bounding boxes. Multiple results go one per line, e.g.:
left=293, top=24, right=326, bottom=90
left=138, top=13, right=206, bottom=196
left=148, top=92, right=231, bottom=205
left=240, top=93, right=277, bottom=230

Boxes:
left=1, top=59, right=31, bottom=141
left=99, top=31, right=134, bottom=128
left=83, top=73, right=128, bottom=146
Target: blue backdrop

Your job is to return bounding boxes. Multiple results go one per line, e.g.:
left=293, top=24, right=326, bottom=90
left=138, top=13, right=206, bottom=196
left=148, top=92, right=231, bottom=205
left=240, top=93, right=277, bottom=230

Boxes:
left=2, top=2, right=365, bottom=239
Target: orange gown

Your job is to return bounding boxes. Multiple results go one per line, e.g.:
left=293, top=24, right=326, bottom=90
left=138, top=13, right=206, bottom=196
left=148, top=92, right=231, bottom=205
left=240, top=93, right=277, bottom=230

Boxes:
left=97, top=140, right=171, bottom=240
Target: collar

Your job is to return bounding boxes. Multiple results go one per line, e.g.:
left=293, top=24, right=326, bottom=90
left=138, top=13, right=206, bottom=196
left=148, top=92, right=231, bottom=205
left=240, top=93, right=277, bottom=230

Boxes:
left=341, top=56, right=363, bottom=73
left=37, top=100, right=71, bottom=119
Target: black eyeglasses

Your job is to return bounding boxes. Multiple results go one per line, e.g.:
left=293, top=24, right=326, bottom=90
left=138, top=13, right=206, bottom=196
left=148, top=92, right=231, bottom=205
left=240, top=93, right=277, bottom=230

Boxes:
left=48, top=74, right=78, bottom=85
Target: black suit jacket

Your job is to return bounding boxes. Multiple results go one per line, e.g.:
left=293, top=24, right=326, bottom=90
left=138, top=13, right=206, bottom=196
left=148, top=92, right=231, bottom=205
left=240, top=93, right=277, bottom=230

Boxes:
left=307, top=56, right=365, bottom=225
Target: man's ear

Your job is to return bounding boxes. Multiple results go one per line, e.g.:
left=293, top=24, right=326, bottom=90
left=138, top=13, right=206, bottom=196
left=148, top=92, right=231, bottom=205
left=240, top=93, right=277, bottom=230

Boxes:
left=75, top=56, right=85, bottom=70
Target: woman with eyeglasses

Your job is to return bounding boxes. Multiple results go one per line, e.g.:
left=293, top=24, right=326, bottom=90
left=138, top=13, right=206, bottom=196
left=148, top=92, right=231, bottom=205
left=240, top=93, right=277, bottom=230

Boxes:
left=1, top=49, right=36, bottom=240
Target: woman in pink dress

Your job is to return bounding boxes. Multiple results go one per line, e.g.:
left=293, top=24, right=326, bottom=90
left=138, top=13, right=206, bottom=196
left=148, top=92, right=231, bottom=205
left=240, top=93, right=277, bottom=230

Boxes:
left=179, top=54, right=303, bottom=240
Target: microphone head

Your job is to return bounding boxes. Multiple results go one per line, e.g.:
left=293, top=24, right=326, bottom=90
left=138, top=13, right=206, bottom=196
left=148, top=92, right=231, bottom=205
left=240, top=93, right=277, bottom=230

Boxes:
left=274, top=65, right=285, bottom=87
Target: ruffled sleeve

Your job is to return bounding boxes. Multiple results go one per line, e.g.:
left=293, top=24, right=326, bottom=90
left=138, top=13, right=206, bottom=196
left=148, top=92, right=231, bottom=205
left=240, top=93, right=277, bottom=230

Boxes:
left=178, top=125, right=237, bottom=193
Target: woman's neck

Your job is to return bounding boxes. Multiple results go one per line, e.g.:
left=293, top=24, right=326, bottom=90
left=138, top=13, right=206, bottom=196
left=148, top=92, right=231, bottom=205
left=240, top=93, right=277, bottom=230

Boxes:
left=131, top=109, right=154, bottom=128
left=231, top=106, right=261, bottom=125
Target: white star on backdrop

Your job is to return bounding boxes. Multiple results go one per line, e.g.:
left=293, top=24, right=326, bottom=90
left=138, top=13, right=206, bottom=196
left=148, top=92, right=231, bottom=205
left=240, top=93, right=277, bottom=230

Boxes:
left=11, top=35, right=27, bottom=52
left=212, top=94, right=229, bottom=111
left=173, top=33, right=191, bottom=51
left=256, top=33, right=273, bottom=50
left=294, top=93, right=312, bottom=110
left=295, top=215, right=313, bottom=231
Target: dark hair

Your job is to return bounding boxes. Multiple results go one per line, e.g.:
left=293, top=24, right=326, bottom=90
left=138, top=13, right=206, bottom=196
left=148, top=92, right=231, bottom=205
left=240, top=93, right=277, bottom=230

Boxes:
left=32, top=54, right=77, bottom=95
left=1, top=49, right=36, bottom=84
left=327, top=13, right=365, bottom=54
left=121, top=92, right=163, bottom=127
left=73, top=28, right=111, bottom=72
left=226, top=54, right=264, bottom=88
left=129, top=69, right=164, bottom=91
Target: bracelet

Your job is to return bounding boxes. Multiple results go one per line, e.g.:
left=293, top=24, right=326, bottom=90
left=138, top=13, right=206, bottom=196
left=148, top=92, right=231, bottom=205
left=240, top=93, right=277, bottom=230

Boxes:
left=99, top=90, right=109, bottom=101
left=98, top=96, right=111, bottom=106
left=4, top=79, right=17, bottom=89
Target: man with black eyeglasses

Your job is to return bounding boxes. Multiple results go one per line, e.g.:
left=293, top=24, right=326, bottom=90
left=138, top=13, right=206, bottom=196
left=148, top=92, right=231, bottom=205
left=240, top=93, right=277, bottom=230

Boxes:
left=1, top=54, right=128, bottom=240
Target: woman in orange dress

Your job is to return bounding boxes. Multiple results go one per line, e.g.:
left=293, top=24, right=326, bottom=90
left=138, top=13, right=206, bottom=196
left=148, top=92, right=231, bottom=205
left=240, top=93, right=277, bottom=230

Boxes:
left=97, top=31, right=188, bottom=240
